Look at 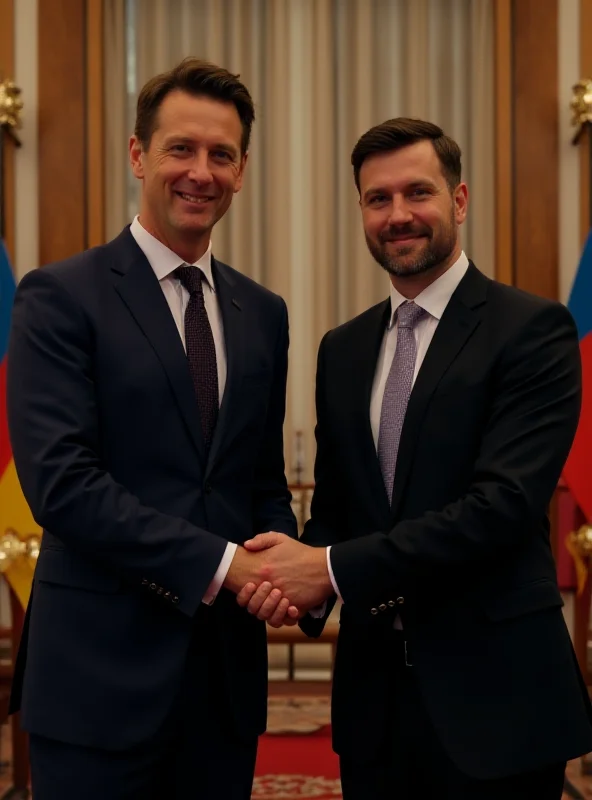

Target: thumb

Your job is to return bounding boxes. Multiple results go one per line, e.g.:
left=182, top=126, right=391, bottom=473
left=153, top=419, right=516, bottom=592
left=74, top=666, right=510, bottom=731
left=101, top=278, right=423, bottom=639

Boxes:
left=243, top=532, right=285, bottom=551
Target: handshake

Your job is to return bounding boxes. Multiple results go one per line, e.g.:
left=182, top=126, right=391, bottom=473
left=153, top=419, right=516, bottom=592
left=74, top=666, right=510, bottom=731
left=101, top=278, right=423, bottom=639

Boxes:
left=223, top=532, right=334, bottom=628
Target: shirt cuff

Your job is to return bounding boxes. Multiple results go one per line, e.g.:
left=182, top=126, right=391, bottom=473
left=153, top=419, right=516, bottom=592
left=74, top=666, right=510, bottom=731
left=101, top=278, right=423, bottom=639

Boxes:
left=202, top=542, right=237, bottom=605
left=308, top=602, right=326, bottom=618
left=308, top=546, right=341, bottom=618
left=326, top=545, right=341, bottom=598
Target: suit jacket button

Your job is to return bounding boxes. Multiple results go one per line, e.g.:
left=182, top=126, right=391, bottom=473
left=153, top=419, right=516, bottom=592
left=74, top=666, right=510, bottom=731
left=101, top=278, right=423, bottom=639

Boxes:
left=157, top=587, right=163, bottom=595
left=172, top=596, right=180, bottom=604
left=204, top=482, right=212, bottom=495
left=371, top=608, right=378, bottom=615
left=164, top=592, right=171, bottom=599
left=396, top=597, right=405, bottom=605
left=141, top=578, right=148, bottom=585
left=379, top=604, right=387, bottom=611
left=150, top=583, right=157, bottom=590
left=387, top=600, right=396, bottom=607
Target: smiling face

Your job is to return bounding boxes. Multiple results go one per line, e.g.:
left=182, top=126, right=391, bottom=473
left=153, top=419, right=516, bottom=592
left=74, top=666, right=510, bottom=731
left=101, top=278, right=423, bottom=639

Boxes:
left=359, top=140, right=468, bottom=294
left=129, top=89, right=247, bottom=263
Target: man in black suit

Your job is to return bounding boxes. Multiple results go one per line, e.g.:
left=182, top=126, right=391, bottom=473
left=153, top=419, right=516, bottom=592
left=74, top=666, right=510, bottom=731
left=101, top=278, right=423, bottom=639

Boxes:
left=7, top=58, right=299, bottom=799
left=238, top=118, right=592, bottom=798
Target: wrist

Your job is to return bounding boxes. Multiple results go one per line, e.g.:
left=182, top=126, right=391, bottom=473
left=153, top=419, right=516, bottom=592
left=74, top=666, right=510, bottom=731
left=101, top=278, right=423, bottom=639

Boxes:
left=312, top=547, right=331, bottom=590
left=224, top=547, right=269, bottom=594
left=223, top=547, right=248, bottom=594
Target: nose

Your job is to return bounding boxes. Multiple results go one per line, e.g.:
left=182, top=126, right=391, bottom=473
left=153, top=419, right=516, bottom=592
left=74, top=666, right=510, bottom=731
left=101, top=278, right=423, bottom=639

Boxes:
left=387, top=195, right=413, bottom=226
left=187, top=150, right=213, bottom=185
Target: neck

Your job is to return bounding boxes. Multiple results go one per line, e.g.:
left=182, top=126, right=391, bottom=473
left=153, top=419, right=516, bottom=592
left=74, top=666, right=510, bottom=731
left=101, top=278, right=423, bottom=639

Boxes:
left=137, top=215, right=210, bottom=264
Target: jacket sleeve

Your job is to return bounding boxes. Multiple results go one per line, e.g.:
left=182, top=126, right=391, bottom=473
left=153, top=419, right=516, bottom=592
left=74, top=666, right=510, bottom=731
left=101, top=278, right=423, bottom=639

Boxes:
left=298, top=333, right=342, bottom=635
left=7, top=267, right=226, bottom=618
left=251, top=298, right=298, bottom=539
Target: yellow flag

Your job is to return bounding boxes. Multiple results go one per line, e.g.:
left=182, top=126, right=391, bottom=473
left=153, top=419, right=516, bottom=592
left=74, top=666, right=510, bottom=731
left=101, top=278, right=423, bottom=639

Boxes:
left=0, top=455, right=40, bottom=608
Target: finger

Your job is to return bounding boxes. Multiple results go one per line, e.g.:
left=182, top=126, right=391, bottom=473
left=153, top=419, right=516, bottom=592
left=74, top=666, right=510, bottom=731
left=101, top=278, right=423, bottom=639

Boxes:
left=243, top=532, right=285, bottom=551
left=282, top=606, right=305, bottom=626
left=267, top=596, right=291, bottom=628
left=236, top=582, right=258, bottom=608
left=246, top=582, right=274, bottom=615
left=256, top=588, right=285, bottom=621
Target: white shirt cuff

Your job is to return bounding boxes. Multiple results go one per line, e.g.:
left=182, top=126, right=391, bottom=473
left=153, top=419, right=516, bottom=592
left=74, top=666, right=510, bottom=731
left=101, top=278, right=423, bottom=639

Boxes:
left=308, top=602, right=326, bottom=618
left=202, top=542, right=237, bottom=605
left=326, top=545, right=341, bottom=598
left=308, top=546, right=341, bottom=619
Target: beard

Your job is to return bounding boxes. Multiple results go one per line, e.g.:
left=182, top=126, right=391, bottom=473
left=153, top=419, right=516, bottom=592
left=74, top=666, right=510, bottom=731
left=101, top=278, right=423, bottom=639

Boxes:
left=366, top=211, right=457, bottom=278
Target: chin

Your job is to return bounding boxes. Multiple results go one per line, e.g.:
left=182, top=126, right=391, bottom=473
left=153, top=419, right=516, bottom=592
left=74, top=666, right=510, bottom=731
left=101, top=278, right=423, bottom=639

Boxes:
left=173, top=215, right=211, bottom=233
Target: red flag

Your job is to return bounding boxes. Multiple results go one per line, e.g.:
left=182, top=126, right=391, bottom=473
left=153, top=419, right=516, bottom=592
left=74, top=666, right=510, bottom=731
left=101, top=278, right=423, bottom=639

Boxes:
left=562, top=230, right=592, bottom=521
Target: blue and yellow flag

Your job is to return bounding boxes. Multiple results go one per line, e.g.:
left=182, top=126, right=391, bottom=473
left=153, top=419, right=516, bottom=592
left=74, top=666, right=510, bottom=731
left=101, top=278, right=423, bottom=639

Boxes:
left=0, top=240, right=40, bottom=607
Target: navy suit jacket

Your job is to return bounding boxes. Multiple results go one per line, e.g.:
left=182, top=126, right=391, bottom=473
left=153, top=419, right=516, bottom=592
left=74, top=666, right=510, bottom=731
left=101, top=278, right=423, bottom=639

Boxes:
left=301, top=263, right=592, bottom=779
left=7, top=227, right=297, bottom=749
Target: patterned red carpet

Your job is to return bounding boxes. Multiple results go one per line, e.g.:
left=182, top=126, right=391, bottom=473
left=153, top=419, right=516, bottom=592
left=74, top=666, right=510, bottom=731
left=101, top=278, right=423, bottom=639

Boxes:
left=254, top=731, right=592, bottom=800
left=253, top=697, right=341, bottom=799
left=0, top=712, right=590, bottom=798
left=253, top=724, right=341, bottom=799
left=252, top=698, right=592, bottom=800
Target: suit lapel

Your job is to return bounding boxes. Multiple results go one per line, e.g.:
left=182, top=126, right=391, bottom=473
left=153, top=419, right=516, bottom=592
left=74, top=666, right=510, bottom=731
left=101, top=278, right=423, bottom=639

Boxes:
left=390, top=263, right=489, bottom=519
left=109, top=229, right=206, bottom=463
left=205, top=258, right=244, bottom=475
left=347, top=300, right=393, bottom=522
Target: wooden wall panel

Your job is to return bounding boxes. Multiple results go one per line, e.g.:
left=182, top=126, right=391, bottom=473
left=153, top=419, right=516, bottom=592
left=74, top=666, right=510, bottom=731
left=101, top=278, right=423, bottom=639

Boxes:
left=0, top=0, right=16, bottom=262
left=86, top=0, right=104, bottom=248
left=494, top=0, right=513, bottom=286
left=38, top=0, right=86, bottom=265
left=512, top=0, right=559, bottom=300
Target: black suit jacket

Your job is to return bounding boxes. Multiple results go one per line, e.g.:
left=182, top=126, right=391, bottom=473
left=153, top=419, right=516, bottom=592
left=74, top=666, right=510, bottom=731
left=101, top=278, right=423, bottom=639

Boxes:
left=7, top=227, right=297, bottom=749
left=301, top=263, right=592, bottom=779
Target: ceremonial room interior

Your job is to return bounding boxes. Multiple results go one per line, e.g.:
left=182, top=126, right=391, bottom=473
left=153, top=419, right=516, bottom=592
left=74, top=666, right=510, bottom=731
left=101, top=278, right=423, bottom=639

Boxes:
left=1, top=0, right=592, bottom=798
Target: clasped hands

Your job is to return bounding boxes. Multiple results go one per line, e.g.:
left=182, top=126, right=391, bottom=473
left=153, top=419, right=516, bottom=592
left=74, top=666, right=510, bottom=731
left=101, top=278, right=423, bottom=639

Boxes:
left=224, top=533, right=333, bottom=628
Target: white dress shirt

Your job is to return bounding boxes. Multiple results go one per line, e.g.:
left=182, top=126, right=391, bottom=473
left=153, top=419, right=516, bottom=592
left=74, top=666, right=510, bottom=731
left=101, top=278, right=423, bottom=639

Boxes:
left=322, top=252, right=470, bottom=613
left=130, top=217, right=236, bottom=604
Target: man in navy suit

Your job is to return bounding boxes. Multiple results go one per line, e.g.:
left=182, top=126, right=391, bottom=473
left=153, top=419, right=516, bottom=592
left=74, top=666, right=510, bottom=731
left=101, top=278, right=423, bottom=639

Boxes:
left=238, top=118, right=592, bottom=798
left=7, top=58, right=299, bottom=799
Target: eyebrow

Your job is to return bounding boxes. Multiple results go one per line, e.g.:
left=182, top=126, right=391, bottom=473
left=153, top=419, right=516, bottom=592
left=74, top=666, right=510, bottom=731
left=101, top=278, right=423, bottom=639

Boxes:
left=363, top=179, right=438, bottom=201
left=163, top=136, right=239, bottom=157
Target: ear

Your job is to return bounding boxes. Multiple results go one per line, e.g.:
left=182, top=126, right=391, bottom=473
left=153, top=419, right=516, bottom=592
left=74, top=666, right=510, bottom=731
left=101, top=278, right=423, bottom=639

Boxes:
left=454, top=182, right=468, bottom=225
left=233, top=152, right=249, bottom=194
left=129, top=135, right=145, bottom=180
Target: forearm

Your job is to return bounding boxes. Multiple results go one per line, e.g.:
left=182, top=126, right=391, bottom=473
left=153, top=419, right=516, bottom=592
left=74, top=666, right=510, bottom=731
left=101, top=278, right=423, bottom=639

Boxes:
left=330, top=486, right=528, bottom=606
left=331, top=434, right=574, bottom=607
left=251, top=299, right=297, bottom=539
left=19, top=457, right=226, bottom=615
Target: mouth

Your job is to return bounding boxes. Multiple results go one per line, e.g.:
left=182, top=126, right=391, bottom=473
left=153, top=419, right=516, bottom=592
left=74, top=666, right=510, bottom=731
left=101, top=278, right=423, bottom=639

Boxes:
left=382, top=235, right=425, bottom=245
left=174, top=191, right=215, bottom=205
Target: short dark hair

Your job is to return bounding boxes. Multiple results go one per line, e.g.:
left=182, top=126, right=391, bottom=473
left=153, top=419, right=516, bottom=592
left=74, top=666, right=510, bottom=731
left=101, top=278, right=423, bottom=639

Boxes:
left=351, top=118, right=462, bottom=192
left=134, top=57, right=255, bottom=155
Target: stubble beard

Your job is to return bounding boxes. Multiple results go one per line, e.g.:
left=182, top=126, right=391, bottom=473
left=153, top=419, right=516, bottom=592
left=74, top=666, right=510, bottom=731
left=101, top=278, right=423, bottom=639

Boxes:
left=366, top=212, right=457, bottom=278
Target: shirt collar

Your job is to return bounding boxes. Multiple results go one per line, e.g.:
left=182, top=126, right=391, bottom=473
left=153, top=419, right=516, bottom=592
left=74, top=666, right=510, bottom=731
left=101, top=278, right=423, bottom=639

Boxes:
left=130, top=216, right=216, bottom=292
left=387, top=251, right=470, bottom=329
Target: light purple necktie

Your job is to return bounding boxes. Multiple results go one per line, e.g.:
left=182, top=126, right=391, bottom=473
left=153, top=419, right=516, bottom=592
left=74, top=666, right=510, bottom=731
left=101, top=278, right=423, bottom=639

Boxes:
left=377, top=301, right=426, bottom=502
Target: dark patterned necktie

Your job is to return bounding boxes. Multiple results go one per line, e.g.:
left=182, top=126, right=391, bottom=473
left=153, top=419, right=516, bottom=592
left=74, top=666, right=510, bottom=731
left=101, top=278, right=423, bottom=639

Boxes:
left=377, top=301, right=427, bottom=501
left=175, top=265, right=219, bottom=449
